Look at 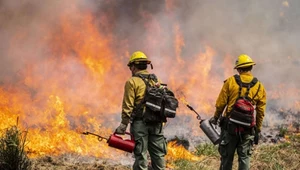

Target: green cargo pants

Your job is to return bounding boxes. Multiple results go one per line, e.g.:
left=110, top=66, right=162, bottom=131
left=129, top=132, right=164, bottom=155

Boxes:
left=130, top=120, right=167, bottom=170
left=218, top=126, right=254, bottom=170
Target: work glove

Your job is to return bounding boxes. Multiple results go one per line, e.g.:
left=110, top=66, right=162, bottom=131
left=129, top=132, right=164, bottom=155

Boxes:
left=254, top=129, right=261, bottom=145
left=115, top=123, right=128, bottom=135
left=209, top=116, right=218, bottom=125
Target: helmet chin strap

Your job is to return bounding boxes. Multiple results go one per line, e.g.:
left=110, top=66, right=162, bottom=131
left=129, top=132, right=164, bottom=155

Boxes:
left=150, top=63, right=153, bottom=69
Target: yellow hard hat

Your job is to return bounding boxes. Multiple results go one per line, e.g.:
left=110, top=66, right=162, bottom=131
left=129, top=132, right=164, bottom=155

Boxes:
left=127, top=51, right=151, bottom=66
left=234, top=54, right=256, bottom=69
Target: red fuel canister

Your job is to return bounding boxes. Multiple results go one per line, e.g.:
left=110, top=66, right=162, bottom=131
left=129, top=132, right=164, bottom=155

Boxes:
left=107, top=132, right=135, bottom=153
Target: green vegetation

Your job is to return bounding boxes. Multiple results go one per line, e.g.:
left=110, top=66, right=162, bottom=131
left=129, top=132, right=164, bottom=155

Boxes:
left=174, top=133, right=300, bottom=170
left=279, top=126, right=288, bottom=137
left=194, top=143, right=219, bottom=157
left=0, top=125, right=31, bottom=170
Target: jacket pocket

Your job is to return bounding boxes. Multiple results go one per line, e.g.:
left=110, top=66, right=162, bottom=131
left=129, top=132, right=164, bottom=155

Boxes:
left=134, top=138, right=144, bottom=156
left=238, top=134, right=254, bottom=157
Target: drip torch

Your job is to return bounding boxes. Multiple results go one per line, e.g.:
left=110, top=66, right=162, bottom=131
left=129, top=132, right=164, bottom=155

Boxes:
left=186, top=104, right=221, bottom=145
left=82, top=131, right=135, bottom=153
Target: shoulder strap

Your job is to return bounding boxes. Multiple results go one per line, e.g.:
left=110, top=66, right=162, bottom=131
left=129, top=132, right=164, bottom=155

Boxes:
left=130, top=74, right=157, bottom=122
left=135, top=74, right=158, bottom=87
left=234, top=74, right=258, bottom=88
left=234, top=74, right=258, bottom=98
left=251, top=82, right=261, bottom=100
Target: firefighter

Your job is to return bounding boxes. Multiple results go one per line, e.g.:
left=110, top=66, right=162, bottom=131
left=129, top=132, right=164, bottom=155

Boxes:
left=210, top=54, right=267, bottom=170
left=115, top=51, right=167, bottom=170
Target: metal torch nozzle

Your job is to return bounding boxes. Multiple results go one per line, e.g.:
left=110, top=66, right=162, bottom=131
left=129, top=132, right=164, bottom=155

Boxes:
left=186, top=104, right=202, bottom=120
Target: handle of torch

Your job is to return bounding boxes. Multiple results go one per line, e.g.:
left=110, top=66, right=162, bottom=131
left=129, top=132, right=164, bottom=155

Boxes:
left=82, top=132, right=109, bottom=142
left=186, top=104, right=202, bottom=120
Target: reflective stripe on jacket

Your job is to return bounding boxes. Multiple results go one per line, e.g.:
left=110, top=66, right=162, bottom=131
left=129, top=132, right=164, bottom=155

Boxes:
left=214, top=72, right=267, bottom=131
left=121, top=70, right=160, bottom=125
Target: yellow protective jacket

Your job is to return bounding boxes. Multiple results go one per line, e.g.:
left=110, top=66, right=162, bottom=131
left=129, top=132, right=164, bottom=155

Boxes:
left=213, top=72, right=267, bottom=131
left=121, top=70, right=160, bottom=125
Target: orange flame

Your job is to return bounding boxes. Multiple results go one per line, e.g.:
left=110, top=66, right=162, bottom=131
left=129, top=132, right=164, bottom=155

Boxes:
left=0, top=4, right=222, bottom=158
left=166, top=141, right=203, bottom=162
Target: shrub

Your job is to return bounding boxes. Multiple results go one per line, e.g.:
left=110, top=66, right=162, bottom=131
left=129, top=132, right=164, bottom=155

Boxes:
left=0, top=125, right=31, bottom=170
left=194, top=143, right=219, bottom=157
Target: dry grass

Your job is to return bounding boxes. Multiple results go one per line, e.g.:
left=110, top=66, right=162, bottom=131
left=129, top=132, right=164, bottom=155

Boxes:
left=251, top=134, right=300, bottom=170
left=174, top=133, right=300, bottom=170
left=30, top=154, right=131, bottom=170
left=28, top=133, right=300, bottom=170
left=2, top=124, right=299, bottom=170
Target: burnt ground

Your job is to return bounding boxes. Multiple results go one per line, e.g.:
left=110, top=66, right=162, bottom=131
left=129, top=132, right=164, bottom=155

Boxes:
left=31, top=154, right=132, bottom=170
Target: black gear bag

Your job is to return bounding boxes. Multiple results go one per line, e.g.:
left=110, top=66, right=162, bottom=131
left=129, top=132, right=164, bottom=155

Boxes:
left=133, top=74, right=178, bottom=123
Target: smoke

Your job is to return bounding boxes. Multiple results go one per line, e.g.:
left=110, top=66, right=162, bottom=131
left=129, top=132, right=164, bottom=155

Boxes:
left=100, top=0, right=300, bottom=131
left=168, top=0, right=300, bottom=117
left=1, top=0, right=299, bottom=84
left=0, top=0, right=98, bottom=81
left=0, top=0, right=299, bottom=143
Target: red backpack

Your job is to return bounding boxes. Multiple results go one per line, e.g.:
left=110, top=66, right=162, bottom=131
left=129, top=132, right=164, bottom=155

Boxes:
left=229, top=75, right=260, bottom=127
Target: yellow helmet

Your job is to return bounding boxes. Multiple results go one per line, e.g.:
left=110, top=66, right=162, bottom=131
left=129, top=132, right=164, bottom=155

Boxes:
left=234, top=54, right=256, bottom=69
left=127, top=51, right=151, bottom=66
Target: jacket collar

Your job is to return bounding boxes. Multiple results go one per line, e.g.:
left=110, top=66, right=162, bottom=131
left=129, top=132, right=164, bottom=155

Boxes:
left=133, top=70, right=149, bottom=76
left=239, top=71, right=252, bottom=76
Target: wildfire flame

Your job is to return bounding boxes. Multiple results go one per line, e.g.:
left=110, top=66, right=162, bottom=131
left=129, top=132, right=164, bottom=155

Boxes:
left=166, top=141, right=203, bottom=162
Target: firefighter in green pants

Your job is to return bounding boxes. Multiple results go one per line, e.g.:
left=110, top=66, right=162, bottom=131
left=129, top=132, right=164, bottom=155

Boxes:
left=115, top=51, right=167, bottom=170
left=210, top=54, right=267, bottom=170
